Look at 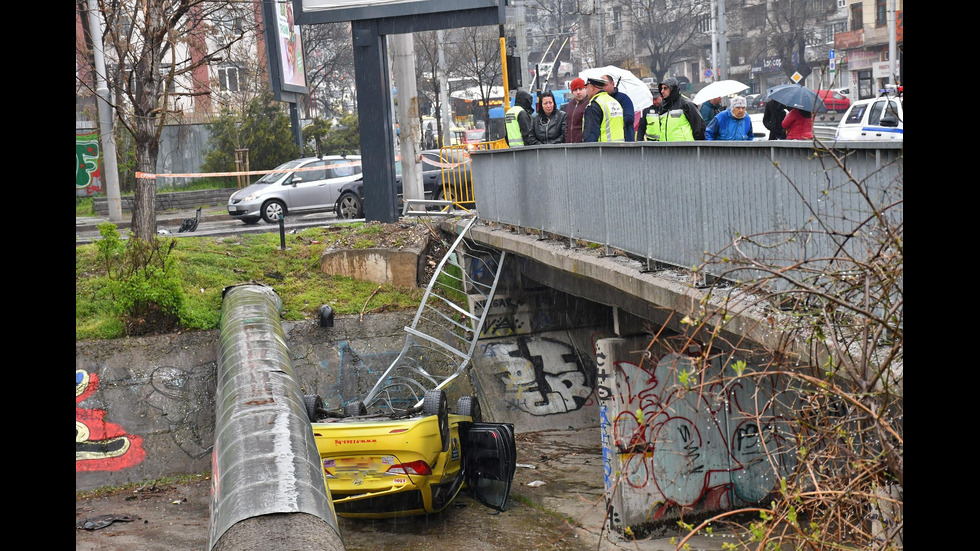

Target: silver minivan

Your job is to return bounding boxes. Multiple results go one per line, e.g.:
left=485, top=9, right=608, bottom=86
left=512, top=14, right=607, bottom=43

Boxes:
left=227, top=155, right=362, bottom=224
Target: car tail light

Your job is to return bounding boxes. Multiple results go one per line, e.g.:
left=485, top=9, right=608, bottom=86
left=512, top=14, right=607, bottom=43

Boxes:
left=387, top=460, right=432, bottom=476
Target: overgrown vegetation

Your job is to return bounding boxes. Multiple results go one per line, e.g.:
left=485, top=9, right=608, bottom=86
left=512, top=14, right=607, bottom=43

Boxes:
left=302, top=113, right=361, bottom=157
left=644, top=151, right=903, bottom=549
left=76, top=222, right=427, bottom=340
left=202, top=91, right=301, bottom=174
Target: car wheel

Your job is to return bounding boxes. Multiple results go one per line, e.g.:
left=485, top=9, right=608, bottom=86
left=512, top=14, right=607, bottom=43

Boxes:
left=344, top=400, right=367, bottom=417
left=304, top=394, right=324, bottom=422
left=336, top=191, right=363, bottom=219
left=261, top=200, right=286, bottom=223
left=241, top=217, right=260, bottom=225
left=423, top=389, right=450, bottom=452
left=456, top=396, right=482, bottom=422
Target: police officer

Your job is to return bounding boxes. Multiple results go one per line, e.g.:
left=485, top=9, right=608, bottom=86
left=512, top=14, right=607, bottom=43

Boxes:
left=653, top=77, right=705, bottom=141
left=582, top=77, right=624, bottom=143
left=505, top=90, right=536, bottom=147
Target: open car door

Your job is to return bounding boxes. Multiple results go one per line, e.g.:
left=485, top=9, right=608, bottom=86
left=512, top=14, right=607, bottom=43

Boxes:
left=463, top=423, right=517, bottom=511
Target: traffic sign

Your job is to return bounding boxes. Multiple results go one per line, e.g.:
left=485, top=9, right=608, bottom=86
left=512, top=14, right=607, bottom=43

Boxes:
left=705, top=69, right=712, bottom=78
left=791, top=72, right=803, bottom=83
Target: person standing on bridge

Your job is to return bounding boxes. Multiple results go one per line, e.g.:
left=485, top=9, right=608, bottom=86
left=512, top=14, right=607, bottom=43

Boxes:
left=654, top=77, right=705, bottom=141
left=582, top=77, right=625, bottom=143
left=705, top=96, right=754, bottom=141
left=505, top=90, right=536, bottom=147
left=531, top=90, right=567, bottom=144
left=564, top=78, right=589, bottom=143
left=637, top=90, right=664, bottom=141
left=603, top=74, right=635, bottom=141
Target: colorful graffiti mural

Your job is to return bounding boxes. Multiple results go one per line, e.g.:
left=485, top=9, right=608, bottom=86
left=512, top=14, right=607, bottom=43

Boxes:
left=596, top=336, right=799, bottom=534
left=76, top=132, right=103, bottom=194
left=76, top=369, right=146, bottom=472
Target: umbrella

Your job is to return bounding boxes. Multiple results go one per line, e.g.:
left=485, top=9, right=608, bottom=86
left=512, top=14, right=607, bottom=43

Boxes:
left=579, top=66, right=653, bottom=113
left=692, top=80, right=749, bottom=105
left=765, top=84, right=821, bottom=112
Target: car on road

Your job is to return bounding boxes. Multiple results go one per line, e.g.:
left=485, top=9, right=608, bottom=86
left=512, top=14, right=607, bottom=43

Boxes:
left=748, top=112, right=769, bottom=140
left=335, top=149, right=472, bottom=219
left=815, top=89, right=851, bottom=112
left=227, top=155, right=362, bottom=224
left=745, top=93, right=764, bottom=110
left=309, top=390, right=517, bottom=519
left=834, top=92, right=903, bottom=142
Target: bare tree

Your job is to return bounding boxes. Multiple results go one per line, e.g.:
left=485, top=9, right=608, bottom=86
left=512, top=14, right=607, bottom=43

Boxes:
left=75, top=0, right=254, bottom=241
left=766, top=0, right=825, bottom=82
left=623, top=0, right=710, bottom=84
left=453, top=26, right=503, bottom=126
left=302, top=22, right=355, bottom=119
left=655, top=148, right=904, bottom=549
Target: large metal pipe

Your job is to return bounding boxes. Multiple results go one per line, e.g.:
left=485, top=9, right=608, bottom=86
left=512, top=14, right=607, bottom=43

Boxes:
left=209, top=283, right=344, bottom=551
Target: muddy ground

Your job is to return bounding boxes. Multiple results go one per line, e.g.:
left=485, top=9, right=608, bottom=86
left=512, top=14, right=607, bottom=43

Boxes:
left=76, top=429, right=730, bottom=551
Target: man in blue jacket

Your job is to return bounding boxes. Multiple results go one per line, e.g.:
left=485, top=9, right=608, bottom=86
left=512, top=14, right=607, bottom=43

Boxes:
left=705, top=96, right=754, bottom=141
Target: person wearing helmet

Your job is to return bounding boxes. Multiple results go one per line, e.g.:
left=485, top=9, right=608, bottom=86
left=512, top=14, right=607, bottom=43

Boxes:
left=654, top=78, right=705, bottom=141
left=505, top=90, right=536, bottom=147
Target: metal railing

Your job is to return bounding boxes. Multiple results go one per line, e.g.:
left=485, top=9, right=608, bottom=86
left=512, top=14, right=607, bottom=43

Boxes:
left=468, top=140, right=903, bottom=283
left=435, top=140, right=509, bottom=211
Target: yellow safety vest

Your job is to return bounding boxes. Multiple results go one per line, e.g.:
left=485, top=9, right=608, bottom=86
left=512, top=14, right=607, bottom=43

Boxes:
left=589, top=92, right=625, bottom=142
left=658, top=109, right=695, bottom=142
left=505, top=105, right=526, bottom=146
left=644, top=111, right=661, bottom=141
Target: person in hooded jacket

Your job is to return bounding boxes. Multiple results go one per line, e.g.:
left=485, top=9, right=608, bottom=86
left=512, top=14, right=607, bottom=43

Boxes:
left=505, top=90, right=536, bottom=147
left=531, top=90, right=567, bottom=144
left=653, top=77, right=706, bottom=141
left=781, top=108, right=813, bottom=140
left=705, top=96, right=754, bottom=141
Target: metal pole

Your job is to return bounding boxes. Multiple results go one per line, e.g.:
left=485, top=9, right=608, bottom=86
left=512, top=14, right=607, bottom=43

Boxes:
left=710, top=0, right=718, bottom=81
left=391, top=33, right=422, bottom=202
left=437, top=30, right=453, bottom=147
left=887, top=0, right=898, bottom=85
left=86, top=0, right=123, bottom=222
left=717, top=0, right=727, bottom=80
left=514, top=0, right=529, bottom=90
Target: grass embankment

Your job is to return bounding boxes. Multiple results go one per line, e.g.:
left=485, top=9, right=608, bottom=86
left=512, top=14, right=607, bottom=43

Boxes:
left=75, top=222, right=426, bottom=341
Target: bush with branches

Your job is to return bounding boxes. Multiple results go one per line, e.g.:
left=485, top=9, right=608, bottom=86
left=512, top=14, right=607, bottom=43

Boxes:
left=202, top=92, right=301, bottom=174
left=635, top=150, right=903, bottom=550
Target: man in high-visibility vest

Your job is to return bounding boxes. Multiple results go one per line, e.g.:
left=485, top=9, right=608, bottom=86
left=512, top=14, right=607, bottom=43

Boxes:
left=653, top=77, right=706, bottom=141
left=505, top=90, right=535, bottom=147
left=582, top=77, right=625, bottom=142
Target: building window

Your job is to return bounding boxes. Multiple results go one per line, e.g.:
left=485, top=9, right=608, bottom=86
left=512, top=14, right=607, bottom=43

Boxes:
left=612, top=7, right=622, bottom=31
left=850, top=2, right=863, bottom=30
left=825, top=20, right=847, bottom=43
left=837, top=0, right=846, bottom=8
left=697, top=13, right=711, bottom=33
left=606, top=33, right=616, bottom=49
left=875, top=0, right=886, bottom=26
left=218, top=66, right=240, bottom=93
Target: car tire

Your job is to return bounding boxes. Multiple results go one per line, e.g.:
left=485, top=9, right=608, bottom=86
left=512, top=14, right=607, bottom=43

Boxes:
left=456, top=396, right=482, bottom=422
left=241, top=217, right=260, bottom=225
left=344, top=400, right=367, bottom=417
left=423, top=389, right=450, bottom=452
left=304, top=394, right=324, bottom=422
left=261, top=200, right=286, bottom=223
left=336, top=191, right=363, bottom=219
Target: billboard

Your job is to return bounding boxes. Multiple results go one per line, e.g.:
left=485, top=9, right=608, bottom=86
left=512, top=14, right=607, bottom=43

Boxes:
left=265, top=0, right=308, bottom=97
left=295, top=0, right=502, bottom=25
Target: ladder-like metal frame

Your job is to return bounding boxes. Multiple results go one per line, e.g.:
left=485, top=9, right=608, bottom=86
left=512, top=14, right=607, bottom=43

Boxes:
left=361, top=216, right=506, bottom=412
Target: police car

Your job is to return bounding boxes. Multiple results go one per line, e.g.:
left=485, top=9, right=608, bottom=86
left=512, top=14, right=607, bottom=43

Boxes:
left=834, top=86, right=903, bottom=142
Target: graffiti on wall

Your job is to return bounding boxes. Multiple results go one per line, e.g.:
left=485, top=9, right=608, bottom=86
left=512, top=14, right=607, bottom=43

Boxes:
left=76, top=369, right=146, bottom=472
left=76, top=132, right=103, bottom=194
left=145, top=364, right=217, bottom=460
left=482, top=336, right=595, bottom=416
left=596, top=339, right=799, bottom=530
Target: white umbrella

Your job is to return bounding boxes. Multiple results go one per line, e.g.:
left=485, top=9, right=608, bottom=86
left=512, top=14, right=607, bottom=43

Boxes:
left=579, top=66, right=653, bottom=113
left=692, top=80, right=750, bottom=105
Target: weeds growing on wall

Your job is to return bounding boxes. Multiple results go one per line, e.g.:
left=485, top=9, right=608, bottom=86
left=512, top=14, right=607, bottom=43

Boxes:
left=633, top=149, right=903, bottom=550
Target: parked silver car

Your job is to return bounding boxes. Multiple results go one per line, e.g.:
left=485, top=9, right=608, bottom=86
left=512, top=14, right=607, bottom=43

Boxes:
left=227, top=155, right=362, bottom=224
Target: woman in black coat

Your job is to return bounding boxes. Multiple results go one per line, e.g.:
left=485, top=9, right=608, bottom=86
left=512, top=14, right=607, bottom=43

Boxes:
left=531, top=91, right=567, bottom=144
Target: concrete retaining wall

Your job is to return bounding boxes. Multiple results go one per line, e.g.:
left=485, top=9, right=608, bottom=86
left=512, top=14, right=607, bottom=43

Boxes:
left=92, top=188, right=236, bottom=215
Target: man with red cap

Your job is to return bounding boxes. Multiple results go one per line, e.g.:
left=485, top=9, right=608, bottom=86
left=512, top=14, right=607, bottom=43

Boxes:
left=564, top=77, right=589, bottom=143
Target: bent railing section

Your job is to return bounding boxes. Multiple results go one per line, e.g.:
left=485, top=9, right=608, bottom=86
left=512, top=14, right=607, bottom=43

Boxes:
left=209, top=283, right=344, bottom=551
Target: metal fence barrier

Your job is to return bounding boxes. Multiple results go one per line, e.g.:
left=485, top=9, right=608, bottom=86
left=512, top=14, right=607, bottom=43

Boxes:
left=469, top=141, right=903, bottom=283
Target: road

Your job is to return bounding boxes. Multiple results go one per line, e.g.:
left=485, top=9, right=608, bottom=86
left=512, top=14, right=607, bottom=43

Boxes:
left=76, top=206, right=349, bottom=246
